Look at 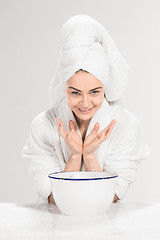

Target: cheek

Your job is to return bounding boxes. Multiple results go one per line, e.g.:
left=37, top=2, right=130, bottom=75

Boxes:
left=66, top=95, right=78, bottom=108
left=94, top=95, right=104, bottom=105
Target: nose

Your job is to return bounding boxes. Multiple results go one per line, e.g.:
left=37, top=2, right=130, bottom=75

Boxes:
left=80, top=95, right=91, bottom=107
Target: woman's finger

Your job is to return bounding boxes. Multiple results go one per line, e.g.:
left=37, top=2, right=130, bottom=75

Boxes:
left=56, top=117, right=60, bottom=134
left=67, top=128, right=74, bottom=140
left=84, top=123, right=100, bottom=144
left=107, top=119, right=117, bottom=131
left=69, top=120, right=76, bottom=132
left=109, top=119, right=117, bottom=128
left=101, top=119, right=117, bottom=135
left=96, top=129, right=106, bottom=144
left=104, top=119, right=117, bottom=140
left=94, top=120, right=117, bottom=144
left=60, top=121, right=68, bottom=139
left=56, top=118, right=68, bottom=140
left=89, top=130, right=104, bottom=148
left=97, top=119, right=117, bottom=139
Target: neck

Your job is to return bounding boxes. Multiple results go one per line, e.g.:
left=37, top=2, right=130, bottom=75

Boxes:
left=72, top=111, right=91, bottom=128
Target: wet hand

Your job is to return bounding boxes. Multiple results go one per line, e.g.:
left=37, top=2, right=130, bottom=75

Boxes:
left=112, top=193, right=119, bottom=203
left=82, top=119, right=117, bottom=156
left=56, top=117, right=83, bottom=155
left=48, top=193, right=56, bottom=205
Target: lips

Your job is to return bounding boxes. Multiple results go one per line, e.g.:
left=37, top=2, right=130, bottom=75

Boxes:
left=77, top=107, right=94, bottom=113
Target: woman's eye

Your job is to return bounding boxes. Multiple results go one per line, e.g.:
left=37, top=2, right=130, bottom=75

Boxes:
left=71, top=91, right=99, bottom=95
left=91, top=91, right=99, bottom=94
left=71, top=91, right=80, bottom=95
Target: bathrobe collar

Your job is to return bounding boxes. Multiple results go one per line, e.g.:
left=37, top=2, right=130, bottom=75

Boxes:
left=57, top=97, right=112, bottom=170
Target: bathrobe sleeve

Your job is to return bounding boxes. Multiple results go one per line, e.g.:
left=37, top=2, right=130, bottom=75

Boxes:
left=103, top=115, right=151, bottom=200
left=21, top=113, right=62, bottom=201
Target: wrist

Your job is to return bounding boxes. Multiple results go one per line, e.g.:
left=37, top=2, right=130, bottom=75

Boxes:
left=83, top=153, right=102, bottom=172
left=83, top=153, right=95, bottom=159
left=71, top=153, right=82, bottom=160
left=63, top=153, right=82, bottom=172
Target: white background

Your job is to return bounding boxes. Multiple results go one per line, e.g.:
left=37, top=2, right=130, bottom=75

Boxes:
left=0, top=0, right=159, bottom=203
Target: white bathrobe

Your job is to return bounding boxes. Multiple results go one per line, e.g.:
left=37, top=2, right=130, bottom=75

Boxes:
left=21, top=97, right=150, bottom=203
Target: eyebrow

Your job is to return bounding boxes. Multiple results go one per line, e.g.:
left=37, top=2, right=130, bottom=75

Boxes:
left=68, top=86, right=103, bottom=92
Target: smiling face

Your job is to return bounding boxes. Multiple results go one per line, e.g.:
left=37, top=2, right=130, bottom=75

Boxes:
left=65, top=69, right=105, bottom=126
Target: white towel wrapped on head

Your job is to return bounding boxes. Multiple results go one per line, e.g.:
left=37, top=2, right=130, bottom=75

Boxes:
left=49, top=14, right=130, bottom=108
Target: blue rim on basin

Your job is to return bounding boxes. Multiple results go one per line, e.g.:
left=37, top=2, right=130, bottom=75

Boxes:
left=48, top=171, right=118, bottom=181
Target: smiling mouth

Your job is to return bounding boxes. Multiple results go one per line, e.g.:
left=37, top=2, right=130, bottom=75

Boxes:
left=77, top=107, right=94, bottom=113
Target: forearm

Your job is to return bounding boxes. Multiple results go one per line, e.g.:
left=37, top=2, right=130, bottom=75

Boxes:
left=62, top=153, right=82, bottom=172
left=83, top=153, right=103, bottom=171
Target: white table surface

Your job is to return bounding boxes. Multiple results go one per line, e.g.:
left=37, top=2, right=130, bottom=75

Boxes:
left=0, top=202, right=160, bottom=240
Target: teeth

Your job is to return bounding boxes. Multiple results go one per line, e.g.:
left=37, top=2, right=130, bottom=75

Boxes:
left=79, top=108, right=92, bottom=111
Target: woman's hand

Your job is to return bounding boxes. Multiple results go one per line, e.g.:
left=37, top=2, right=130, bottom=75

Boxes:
left=112, top=193, right=119, bottom=203
left=48, top=193, right=56, bottom=205
left=82, top=119, right=117, bottom=156
left=56, top=117, right=83, bottom=155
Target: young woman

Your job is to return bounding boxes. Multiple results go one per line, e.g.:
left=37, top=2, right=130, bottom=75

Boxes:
left=22, top=15, right=150, bottom=205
